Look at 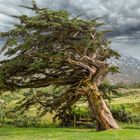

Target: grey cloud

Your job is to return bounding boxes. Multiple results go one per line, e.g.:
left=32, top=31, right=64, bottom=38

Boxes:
left=111, top=38, right=140, bottom=60
left=0, top=0, right=140, bottom=34
left=0, top=0, right=140, bottom=60
left=110, top=31, right=140, bottom=60
left=39, top=0, right=140, bottom=35
left=0, top=0, right=33, bottom=31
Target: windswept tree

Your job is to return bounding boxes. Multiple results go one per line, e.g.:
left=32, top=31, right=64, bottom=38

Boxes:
left=0, top=1, right=120, bottom=130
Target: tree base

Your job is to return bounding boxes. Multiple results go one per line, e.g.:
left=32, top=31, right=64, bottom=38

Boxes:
left=87, top=83, right=119, bottom=131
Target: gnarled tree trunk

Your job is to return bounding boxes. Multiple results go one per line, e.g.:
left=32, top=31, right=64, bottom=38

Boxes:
left=87, top=82, right=119, bottom=131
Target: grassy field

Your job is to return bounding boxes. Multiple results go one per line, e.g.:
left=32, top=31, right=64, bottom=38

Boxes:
left=0, top=127, right=140, bottom=140
left=0, top=88, right=139, bottom=140
left=112, top=89, right=140, bottom=105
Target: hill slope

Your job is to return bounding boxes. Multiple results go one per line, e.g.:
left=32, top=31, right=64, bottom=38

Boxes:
left=108, top=53, right=140, bottom=83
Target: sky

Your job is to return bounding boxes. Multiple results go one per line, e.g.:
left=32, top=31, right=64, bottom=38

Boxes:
left=0, top=0, right=140, bottom=60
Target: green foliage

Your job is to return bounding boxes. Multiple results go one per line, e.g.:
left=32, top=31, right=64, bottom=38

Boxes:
left=111, top=105, right=135, bottom=123
left=108, top=66, right=120, bottom=74
left=72, top=105, right=89, bottom=117
left=99, top=80, right=122, bottom=102
left=0, top=1, right=120, bottom=91
left=13, top=115, right=40, bottom=127
left=116, top=82, right=140, bottom=89
left=0, top=1, right=121, bottom=130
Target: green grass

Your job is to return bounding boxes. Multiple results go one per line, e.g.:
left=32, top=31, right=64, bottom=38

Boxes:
left=0, top=88, right=139, bottom=140
left=112, top=88, right=140, bottom=105
left=0, top=127, right=140, bottom=140
left=111, top=88, right=140, bottom=117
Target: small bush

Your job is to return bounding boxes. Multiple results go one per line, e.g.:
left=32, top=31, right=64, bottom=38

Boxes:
left=111, top=105, right=135, bottom=123
left=13, top=115, right=41, bottom=127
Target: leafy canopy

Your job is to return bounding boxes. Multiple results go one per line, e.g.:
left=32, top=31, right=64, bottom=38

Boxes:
left=0, top=1, right=120, bottom=91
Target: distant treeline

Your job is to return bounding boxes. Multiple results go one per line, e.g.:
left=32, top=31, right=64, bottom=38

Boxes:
left=115, top=82, right=140, bottom=89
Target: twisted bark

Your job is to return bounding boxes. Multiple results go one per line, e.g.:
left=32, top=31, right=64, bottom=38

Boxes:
left=87, top=83, right=119, bottom=131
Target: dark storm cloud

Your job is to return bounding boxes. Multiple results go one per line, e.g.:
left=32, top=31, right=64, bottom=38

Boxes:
left=0, top=0, right=140, bottom=34
left=0, top=0, right=140, bottom=60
